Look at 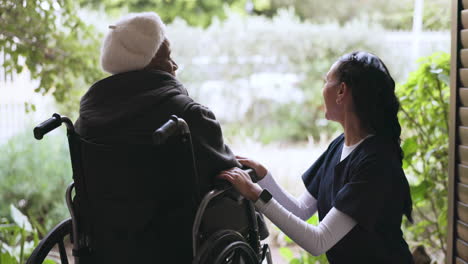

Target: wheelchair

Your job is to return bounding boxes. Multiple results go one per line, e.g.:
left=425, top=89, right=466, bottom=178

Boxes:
left=26, top=113, right=273, bottom=264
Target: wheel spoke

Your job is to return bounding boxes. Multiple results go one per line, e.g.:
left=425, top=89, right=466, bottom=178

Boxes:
left=233, top=249, right=242, bottom=263
left=58, top=239, right=68, bottom=264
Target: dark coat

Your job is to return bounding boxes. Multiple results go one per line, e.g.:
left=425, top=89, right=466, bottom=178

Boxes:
left=303, top=134, right=413, bottom=264
left=74, top=69, right=240, bottom=263
left=75, top=69, right=240, bottom=193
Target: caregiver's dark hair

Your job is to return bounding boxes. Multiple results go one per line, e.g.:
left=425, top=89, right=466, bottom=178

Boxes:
left=335, top=51, right=403, bottom=161
left=335, top=51, right=412, bottom=222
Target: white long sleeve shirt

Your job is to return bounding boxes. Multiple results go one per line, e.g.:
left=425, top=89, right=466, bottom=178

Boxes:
left=254, top=137, right=370, bottom=255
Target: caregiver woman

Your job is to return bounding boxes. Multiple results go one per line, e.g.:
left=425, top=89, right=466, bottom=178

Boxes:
left=219, top=51, right=414, bottom=263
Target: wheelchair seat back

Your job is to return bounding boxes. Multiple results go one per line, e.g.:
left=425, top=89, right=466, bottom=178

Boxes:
left=74, top=136, right=196, bottom=263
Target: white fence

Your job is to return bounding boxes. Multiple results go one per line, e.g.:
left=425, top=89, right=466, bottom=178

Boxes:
left=0, top=102, right=29, bottom=143
left=0, top=71, right=53, bottom=145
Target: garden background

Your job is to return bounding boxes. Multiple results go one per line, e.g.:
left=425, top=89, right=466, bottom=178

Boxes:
left=0, top=0, right=451, bottom=263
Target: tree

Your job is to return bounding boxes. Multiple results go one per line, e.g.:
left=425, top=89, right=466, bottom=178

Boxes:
left=79, top=0, right=256, bottom=27
left=0, top=0, right=256, bottom=111
left=253, top=0, right=450, bottom=31
left=0, top=0, right=105, bottom=108
left=1, top=0, right=450, bottom=111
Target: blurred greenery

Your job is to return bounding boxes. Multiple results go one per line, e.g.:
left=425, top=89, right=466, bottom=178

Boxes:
left=0, top=205, right=54, bottom=264
left=0, top=129, right=71, bottom=235
left=79, top=0, right=450, bottom=30
left=257, top=0, right=449, bottom=31
left=170, top=10, right=437, bottom=143
left=0, top=0, right=105, bottom=109
left=397, top=52, right=450, bottom=261
left=1, top=0, right=449, bottom=113
left=79, top=0, right=247, bottom=27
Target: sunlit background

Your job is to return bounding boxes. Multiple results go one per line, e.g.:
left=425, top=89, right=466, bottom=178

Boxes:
left=0, top=0, right=451, bottom=263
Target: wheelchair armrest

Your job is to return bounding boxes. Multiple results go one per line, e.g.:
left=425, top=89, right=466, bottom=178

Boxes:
left=211, top=181, right=243, bottom=203
left=224, top=188, right=244, bottom=203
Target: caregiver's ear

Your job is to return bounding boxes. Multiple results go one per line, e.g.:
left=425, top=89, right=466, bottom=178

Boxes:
left=336, top=82, right=348, bottom=102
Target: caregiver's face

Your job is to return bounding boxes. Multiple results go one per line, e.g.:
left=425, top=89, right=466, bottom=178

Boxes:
left=322, top=62, right=343, bottom=122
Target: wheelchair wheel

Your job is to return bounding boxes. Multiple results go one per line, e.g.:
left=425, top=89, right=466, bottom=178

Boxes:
left=195, top=230, right=258, bottom=264
left=214, top=241, right=258, bottom=264
left=26, top=218, right=72, bottom=264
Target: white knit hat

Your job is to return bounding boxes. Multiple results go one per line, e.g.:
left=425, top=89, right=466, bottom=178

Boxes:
left=100, top=12, right=166, bottom=74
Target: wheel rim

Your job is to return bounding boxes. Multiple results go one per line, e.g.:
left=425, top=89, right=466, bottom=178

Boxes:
left=26, top=218, right=73, bottom=264
left=214, top=241, right=257, bottom=264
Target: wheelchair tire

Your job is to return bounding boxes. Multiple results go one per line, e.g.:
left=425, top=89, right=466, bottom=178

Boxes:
left=26, top=218, right=72, bottom=264
left=214, top=241, right=258, bottom=264
left=194, top=230, right=258, bottom=264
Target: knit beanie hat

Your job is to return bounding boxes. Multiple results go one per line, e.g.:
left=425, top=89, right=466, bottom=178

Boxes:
left=100, top=12, right=166, bottom=74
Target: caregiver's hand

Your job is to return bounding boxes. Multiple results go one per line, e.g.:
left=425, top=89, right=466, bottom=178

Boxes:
left=218, top=167, right=263, bottom=201
left=235, top=155, right=268, bottom=180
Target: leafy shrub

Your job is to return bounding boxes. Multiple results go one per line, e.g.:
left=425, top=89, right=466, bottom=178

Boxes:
left=0, top=129, right=71, bottom=234
left=397, top=52, right=449, bottom=261
left=0, top=205, right=55, bottom=264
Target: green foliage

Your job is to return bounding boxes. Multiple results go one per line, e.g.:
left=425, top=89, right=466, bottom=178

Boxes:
left=0, top=129, right=71, bottom=234
left=80, top=0, right=259, bottom=27
left=171, top=11, right=417, bottom=143
left=81, top=0, right=228, bottom=27
left=396, top=52, right=449, bottom=260
left=0, top=0, right=450, bottom=120
left=0, top=0, right=105, bottom=105
left=224, top=99, right=340, bottom=144
left=0, top=205, right=53, bottom=264
left=253, top=0, right=450, bottom=30
left=86, top=0, right=450, bottom=30
left=2, top=0, right=450, bottom=129
left=421, top=0, right=451, bottom=31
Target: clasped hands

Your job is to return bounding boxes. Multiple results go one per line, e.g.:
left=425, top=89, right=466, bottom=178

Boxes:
left=217, top=156, right=268, bottom=201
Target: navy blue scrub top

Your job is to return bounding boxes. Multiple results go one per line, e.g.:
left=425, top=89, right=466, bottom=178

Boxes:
left=302, top=134, right=414, bottom=264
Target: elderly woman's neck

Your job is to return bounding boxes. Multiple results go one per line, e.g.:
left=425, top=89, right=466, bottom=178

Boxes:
left=341, top=112, right=371, bottom=146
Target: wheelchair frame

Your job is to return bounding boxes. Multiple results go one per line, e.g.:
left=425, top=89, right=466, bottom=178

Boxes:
left=26, top=113, right=273, bottom=264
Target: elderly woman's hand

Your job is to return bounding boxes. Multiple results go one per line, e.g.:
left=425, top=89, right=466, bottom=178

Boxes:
left=218, top=167, right=263, bottom=201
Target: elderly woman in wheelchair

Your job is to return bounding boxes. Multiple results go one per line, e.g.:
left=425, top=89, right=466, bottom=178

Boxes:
left=27, top=12, right=272, bottom=264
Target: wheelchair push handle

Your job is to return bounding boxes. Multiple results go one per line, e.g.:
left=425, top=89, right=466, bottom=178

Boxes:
left=34, top=113, right=62, bottom=140
left=244, top=167, right=259, bottom=183
left=214, top=167, right=259, bottom=190
left=152, top=115, right=182, bottom=145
